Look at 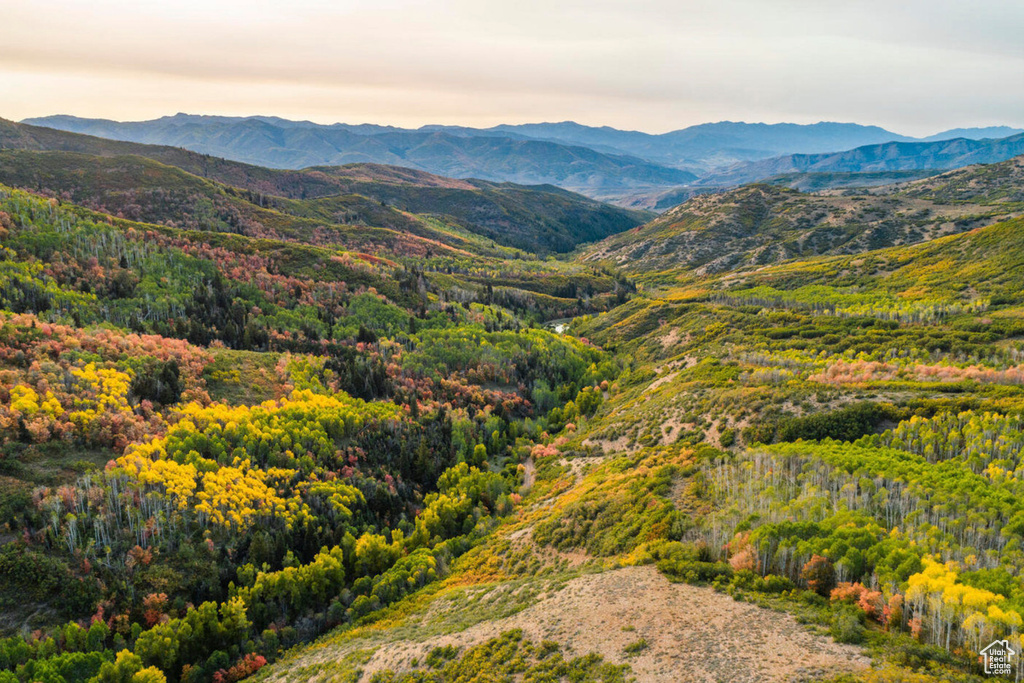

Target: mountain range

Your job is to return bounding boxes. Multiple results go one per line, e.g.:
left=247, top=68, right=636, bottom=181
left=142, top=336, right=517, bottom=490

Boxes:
left=21, top=115, right=698, bottom=200
left=697, top=133, right=1024, bottom=187
left=15, top=114, right=1024, bottom=209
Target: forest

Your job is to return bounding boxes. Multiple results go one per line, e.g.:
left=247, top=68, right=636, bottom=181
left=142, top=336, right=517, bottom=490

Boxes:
left=0, top=172, right=620, bottom=682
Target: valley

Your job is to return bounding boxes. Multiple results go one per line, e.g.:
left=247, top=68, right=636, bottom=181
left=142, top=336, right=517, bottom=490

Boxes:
left=1, top=122, right=1024, bottom=683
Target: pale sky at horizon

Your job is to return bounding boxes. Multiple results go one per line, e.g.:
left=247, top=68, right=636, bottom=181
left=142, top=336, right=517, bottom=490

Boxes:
left=2, top=0, right=1023, bottom=136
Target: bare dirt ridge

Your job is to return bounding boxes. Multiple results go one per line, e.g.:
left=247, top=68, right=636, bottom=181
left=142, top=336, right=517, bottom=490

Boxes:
left=277, top=566, right=869, bottom=683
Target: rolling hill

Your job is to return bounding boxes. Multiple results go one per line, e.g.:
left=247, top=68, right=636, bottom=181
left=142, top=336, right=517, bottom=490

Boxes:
left=0, top=120, right=651, bottom=254
left=581, top=155, right=1024, bottom=276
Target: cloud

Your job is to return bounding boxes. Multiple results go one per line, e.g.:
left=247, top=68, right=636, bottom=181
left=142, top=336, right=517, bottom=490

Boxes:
left=1, top=0, right=1021, bottom=134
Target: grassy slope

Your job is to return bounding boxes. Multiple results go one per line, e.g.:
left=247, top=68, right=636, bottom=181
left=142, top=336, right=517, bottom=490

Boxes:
left=685, top=215, right=1024, bottom=304
left=580, top=156, right=1024, bottom=279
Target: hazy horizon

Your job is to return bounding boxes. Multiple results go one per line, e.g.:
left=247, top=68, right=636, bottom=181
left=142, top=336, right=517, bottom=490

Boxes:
left=17, top=112, right=1024, bottom=140
left=4, top=0, right=1024, bottom=137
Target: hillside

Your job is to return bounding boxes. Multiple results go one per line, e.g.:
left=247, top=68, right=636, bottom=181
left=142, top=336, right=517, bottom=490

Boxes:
left=301, top=164, right=655, bottom=252
left=569, top=207, right=1024, bottom=459
left=704, top=214, right=1024, bottom=307
left=611, top=170, right=945, bottom=211
left=251, top=204, right=1024, bottom=683
left=0, top=181, right=637, bottom=676
left=762, top=170, right=943, bottom=192
left=581, top=156, right=1024, bottom=276
left=0, top=128, right=651, bottom=254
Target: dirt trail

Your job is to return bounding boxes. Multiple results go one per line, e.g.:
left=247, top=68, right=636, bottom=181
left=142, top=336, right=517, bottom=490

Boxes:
left=520, top=456, right=536, bottom=494
left=284, top=566, right=869, bottom=683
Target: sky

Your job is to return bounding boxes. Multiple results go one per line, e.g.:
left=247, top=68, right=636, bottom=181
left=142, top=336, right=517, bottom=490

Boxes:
left=2, top=0, right=1023, bottom=136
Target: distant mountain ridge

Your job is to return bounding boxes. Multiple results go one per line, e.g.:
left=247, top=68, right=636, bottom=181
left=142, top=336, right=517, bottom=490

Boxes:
left=919, top=126, right=1024, bottom=142
left=480, top=120, right=918, bottom=169
left=21, top=115, right=697, bottom=199
left=20, top=114, right=1024, bottom=206
left=29, top=114, right=1022, bottom=167
left=698, top=134, right=1024, bottom=186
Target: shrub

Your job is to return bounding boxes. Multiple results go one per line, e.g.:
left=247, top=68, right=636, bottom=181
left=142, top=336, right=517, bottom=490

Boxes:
left=623, top=638, right=649, bottom=656
left=763, top=574, right=795, bottom=593
left=830, top=605, right=866, bottom=644
left=802, top=554, right=836, bottom=597
left=652, top=541, right=732, bottom=584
